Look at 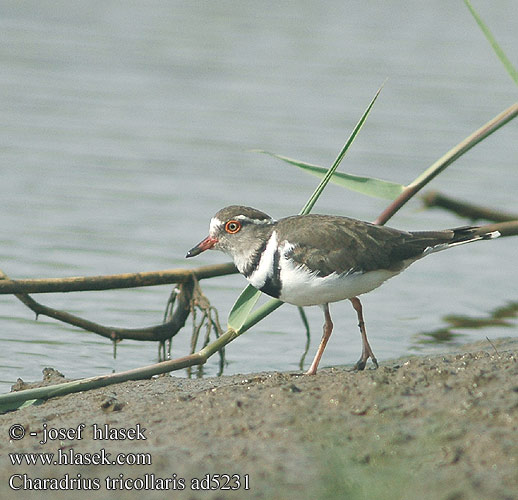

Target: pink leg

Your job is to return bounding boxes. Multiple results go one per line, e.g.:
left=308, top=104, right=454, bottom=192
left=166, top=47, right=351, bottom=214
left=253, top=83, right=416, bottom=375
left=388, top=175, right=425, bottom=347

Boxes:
left=306, top=303, right=333, bottom=375
left=349, top=297, right=378, bottom=370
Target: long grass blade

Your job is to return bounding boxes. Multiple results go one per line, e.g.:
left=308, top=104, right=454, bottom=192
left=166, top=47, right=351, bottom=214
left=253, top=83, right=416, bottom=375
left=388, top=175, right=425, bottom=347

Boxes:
left=256, top=151, right=405, bottom=200
left=227, top=284, right=261, bottom=331
left=300, top=84, right=384, bottom=216
left=237, top=298, right=284, bottom=335
left=464, top=0, right=518, bottom=85
left=375, top=102, right=518, bottom=225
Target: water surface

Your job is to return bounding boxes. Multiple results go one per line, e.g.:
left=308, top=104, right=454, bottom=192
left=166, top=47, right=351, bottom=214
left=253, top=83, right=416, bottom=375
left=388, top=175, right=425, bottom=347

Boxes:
left=1, top=1, right=517, bottom=392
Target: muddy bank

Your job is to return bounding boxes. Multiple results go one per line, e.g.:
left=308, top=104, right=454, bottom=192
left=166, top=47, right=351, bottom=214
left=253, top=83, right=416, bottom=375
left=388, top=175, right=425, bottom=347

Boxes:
left=1, top=337, right=517, bottom=500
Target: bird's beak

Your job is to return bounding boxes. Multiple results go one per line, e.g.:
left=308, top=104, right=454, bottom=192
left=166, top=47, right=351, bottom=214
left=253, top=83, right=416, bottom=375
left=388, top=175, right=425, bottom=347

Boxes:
left=186, top=236, right=218, bottom=258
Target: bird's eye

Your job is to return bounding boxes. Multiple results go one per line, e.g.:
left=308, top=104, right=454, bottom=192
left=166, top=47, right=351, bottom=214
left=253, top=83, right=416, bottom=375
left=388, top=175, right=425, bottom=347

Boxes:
left=225, top=220, right=241, bottom=234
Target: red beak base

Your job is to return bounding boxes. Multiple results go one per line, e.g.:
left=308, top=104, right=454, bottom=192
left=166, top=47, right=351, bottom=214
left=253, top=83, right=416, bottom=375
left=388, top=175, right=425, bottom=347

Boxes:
left=186, top=236, right=218, bottom=258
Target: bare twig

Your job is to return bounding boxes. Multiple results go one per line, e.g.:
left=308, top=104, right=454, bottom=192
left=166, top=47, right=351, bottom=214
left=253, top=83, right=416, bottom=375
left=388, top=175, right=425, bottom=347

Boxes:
left=159, top=286, right=182, bottom=359
left=486, top=337, right=500, bottom=357
left=422, top=191, right=518, bottom=223
left=0, top=262, right=237, bottom=295
left=470, top=220, right=518, bottom=238
left=0, top=269, right=194, bottom=342
left=187, top=280, right=225, bottom=376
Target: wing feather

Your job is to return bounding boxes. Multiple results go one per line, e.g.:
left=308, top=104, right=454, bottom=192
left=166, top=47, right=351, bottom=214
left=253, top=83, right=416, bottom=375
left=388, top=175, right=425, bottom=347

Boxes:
left=276, top=215, right=454, bottom=276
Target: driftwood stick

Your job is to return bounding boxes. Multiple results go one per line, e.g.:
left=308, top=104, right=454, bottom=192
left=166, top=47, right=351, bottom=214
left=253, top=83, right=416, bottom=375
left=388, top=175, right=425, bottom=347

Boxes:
left=0, top=269, right=195, bottom=342
left=0, top=262, right=237, bottom=295
left=422, top=191, right=518, bottom=223
left=470, top=220, right=518, bottom=238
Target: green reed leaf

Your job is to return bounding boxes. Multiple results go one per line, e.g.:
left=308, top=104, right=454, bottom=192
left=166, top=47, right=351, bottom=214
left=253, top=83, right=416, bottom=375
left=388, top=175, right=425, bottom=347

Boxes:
left=227, top=284, right=262, bottom=331
left=257, top=152, right=405, bottom=200
left=300, top=84, right=384, bottom=215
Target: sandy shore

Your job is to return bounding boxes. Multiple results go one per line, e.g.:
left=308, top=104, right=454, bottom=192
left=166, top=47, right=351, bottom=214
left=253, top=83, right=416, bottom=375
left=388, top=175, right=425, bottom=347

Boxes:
left=1, top=337, right=517, bottom=500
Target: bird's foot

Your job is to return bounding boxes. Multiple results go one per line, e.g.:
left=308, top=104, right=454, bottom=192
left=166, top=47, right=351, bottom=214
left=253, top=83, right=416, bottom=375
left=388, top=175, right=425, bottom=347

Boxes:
left=353, top=359, right=366, bottom=371
left=305, top=366, right=318, bottom=376
left=353, top=355, right=379, bottom=371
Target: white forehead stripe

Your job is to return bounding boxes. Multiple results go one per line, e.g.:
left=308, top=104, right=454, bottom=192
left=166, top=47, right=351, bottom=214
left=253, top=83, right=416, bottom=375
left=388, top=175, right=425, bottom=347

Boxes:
left=209, top=214, right=273, bottom=236
left=209, top=217, right=223, bottom=235
left=234, top=214, right=276, bottom=224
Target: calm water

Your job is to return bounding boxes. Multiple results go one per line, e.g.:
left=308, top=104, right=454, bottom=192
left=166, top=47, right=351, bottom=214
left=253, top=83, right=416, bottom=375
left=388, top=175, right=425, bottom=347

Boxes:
left=1, top=1, right=517, bottom=392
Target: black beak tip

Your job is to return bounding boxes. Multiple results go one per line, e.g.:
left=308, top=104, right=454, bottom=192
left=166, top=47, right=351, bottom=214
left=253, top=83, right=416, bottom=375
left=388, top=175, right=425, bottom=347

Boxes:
left=185, top=236, right=216, bottom=259
left=186, top=245, right=203, bottom=258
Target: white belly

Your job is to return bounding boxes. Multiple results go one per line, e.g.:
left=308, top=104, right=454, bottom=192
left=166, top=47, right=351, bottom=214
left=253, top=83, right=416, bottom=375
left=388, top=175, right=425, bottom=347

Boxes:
left=276, top=262, right=401, bottom=307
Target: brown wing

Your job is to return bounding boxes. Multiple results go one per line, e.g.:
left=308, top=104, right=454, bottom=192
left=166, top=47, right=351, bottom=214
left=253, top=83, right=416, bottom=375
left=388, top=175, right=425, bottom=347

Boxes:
left=276, top=215, right=455, bottom=276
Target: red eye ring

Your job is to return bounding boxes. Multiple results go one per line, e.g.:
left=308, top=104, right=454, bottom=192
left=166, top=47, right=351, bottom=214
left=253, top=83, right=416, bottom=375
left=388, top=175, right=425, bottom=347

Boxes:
left=225, top=220, right=241, bottom=234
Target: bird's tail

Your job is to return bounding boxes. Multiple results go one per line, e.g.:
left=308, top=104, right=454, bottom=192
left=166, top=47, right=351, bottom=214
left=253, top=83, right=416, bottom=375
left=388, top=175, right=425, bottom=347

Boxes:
left=449, top=225, right=501, bottom=246
left=419, top=225, right=501, bottom=256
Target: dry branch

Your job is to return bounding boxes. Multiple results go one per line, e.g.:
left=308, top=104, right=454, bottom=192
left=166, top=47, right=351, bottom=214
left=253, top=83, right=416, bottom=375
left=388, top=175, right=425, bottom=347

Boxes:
left=0, top=262, right=237, bottom=295
left=422, top=191, right=518, bottom=223
left=470, top=220, right=518, bottom=238
left=0, top=269, right=194, bottom=342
